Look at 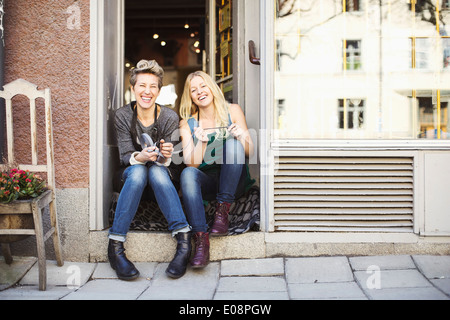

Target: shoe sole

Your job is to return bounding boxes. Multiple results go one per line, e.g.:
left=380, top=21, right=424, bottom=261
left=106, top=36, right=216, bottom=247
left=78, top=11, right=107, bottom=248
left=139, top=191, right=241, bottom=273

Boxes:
left=190, top=262, right=209, bottom=269
left=209, top=231, right=228, bottom=236
left=117, top=272, right=140, bottom=281
left=109, top=260, right=140, bottom=281
left=165, top=269, right=186, bottom=279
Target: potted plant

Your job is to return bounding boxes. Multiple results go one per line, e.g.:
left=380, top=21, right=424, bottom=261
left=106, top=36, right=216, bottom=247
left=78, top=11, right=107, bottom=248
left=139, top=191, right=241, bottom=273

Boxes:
left=0, top=168, right=47, bottom=243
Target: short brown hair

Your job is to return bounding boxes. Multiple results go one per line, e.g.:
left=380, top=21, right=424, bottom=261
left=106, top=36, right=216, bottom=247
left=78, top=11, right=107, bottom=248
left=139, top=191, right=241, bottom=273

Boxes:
left=129, top=59, right=164, bottom=89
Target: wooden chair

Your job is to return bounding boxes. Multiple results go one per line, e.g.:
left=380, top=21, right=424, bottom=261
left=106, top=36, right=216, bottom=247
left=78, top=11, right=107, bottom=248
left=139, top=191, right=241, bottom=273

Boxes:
left=0, top=79, right=64, bottom=291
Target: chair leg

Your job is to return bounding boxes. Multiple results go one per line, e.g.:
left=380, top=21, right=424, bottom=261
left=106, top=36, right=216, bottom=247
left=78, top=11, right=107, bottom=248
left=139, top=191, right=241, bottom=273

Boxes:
left=1, top=243, right=13, bottom=265
left=49, top=201, right=64, bottom=267
left=32, top=203, right=47, bottom=291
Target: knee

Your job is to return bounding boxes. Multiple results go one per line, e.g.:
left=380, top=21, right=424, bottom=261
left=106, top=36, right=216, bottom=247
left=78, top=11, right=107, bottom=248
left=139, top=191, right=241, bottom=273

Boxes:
left=180, top=167, right=200, bottom=190
left=124, top=165, right=148, bottom=188
left=147, top=165, right=171, bottom=187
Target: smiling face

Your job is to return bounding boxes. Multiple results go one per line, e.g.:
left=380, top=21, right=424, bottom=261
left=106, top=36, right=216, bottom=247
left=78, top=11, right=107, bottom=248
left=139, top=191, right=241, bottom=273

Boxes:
left=132, top=73, right=161, bottom=110
left=190, top=75, right=214, bottom=109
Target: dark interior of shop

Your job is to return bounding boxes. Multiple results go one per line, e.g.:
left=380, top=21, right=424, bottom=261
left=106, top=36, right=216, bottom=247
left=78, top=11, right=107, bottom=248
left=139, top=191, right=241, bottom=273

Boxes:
left=125, top=0, right=206, bottom=112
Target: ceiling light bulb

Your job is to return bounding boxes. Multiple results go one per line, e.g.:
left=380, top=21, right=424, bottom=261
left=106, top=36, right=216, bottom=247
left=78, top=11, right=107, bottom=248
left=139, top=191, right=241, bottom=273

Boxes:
left=184, top=23, right=190, bottom=29
left=153, top=33, right=159, bottom=39
left=161, top=41, right=166, bottom=46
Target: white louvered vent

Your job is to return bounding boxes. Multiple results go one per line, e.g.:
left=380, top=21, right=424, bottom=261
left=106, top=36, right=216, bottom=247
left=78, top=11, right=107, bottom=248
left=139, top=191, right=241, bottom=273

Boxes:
left=273, top=156, right=414, bottom=232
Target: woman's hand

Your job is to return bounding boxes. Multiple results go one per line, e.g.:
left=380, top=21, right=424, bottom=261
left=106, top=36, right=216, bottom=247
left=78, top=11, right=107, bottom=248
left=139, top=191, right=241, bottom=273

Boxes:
left=159, top=139, right=174, bottom=159
left=194, top=127, right=209, bottom=142
left=228, top=123, right=245, bottom=141
left=137, top=146, right=159, bottom=163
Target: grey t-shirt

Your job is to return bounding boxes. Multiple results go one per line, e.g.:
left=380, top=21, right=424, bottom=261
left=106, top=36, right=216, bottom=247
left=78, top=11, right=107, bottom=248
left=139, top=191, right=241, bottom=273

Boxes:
left=114, top=103, right=180, bottom=166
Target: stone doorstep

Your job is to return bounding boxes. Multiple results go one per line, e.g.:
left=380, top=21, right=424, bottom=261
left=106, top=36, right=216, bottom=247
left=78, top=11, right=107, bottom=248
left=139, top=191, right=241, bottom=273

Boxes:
left=89, top=231, right=266, bottom=263
left=87, top=230, right=450, bottom=263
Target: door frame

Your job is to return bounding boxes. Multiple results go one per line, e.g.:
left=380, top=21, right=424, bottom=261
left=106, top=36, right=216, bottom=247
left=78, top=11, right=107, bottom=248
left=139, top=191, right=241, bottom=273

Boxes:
left=89, top=0, right=269, bottom=231
left=89, top=0, right=125, bottom=230
left=259, top=0, right=274, bottom=232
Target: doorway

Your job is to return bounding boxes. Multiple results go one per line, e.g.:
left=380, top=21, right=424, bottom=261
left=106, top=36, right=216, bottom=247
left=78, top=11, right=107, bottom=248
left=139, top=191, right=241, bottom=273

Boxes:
left=124, top=0, right=206, bottom=114
left=90, top=0, right=262, bottom=231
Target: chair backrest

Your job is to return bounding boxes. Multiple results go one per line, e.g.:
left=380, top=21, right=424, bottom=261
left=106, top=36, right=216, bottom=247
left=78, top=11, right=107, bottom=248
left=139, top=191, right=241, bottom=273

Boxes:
left=0, top=79, right=56, bottom=191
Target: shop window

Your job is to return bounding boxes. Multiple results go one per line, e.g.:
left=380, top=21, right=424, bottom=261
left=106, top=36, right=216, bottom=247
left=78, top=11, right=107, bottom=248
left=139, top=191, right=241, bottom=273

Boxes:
left=274, top=0, right=450, bottom=140
left=344, top=40, right=361, bottom=71
left=338, top=99, right=365, bottom=130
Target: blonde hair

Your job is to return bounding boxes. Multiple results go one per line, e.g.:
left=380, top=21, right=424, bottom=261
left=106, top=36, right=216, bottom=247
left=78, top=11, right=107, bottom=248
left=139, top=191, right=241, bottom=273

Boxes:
left=179, top=71, right=230, bottom=128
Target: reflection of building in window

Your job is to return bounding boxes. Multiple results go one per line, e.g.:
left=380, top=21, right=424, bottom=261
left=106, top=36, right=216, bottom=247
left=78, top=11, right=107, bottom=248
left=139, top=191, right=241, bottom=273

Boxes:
left=418, top=97, right=448, bottom=138
left=344, top=0, right=361, bottom=12
left=344, top=40, right=361, bottom=71
left=442, top=35, right=450, bottom=69
left=442, top=0, right=450, bottom=10
left=412, top=38, right=431, bottom=69
left=276, top=39, right=282, bottom=71
left=276, top=99, right=286, bottom=130
left=411, top=36, right=450, bottom=70
left=338, top=98, right=365, bottom=130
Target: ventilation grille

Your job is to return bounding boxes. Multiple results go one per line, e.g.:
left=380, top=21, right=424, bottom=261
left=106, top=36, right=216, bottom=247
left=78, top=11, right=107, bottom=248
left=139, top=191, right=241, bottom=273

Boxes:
left=274, top=156, right=414, bottom=232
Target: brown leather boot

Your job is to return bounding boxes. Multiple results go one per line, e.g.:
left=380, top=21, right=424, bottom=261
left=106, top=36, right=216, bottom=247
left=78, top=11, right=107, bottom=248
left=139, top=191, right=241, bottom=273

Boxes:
left=191, top=232, right=210, bottom=268
left=210, top=202, right=231, bottom=236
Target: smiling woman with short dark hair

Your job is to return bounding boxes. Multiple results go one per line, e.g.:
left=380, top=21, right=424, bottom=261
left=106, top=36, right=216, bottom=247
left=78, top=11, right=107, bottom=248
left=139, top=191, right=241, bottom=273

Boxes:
left=109, top=59, right=191, bottom=280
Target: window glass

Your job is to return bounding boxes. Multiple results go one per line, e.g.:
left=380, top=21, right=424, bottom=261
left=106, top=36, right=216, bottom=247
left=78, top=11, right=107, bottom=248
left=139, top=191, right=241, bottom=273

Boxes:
left=274, top=0, right=450, bottom=140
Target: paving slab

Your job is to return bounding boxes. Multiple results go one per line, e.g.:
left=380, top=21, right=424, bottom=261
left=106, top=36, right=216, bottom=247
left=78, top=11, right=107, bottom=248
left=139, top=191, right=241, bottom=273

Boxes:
left=150, top=262, right=220, bottom=288
left=0, top=256, right=37, bottom=291
left=412, top=255, right=450, bottom=279
left=430, top=278, right=450, bottom=296
left=217, top=276, right=287, bottom=292
left=214, top=291, right=289, bottom=300
left=288, top=282, right=367, bottom=300
left=220, top=258, right=284, bottom=277
left=354, top=269, right=432, bottom=290
left=285, top=256, right=353, bottom=283
left=215, top=275, right=289, bottom=300
left=139, top=285, right=216, bottom=300
left=349, top=255, right=415, bottom=271
left=139, top=262, right=220, bottom=300
left=0, top=284, right=75, bottom=300
left=20, top=260, right=96, bottom=287
left=364, top=287, right=449, bottom=300
left=92, top=262, right=158, bottom=280
left=62, top=278, right=151, bottom=300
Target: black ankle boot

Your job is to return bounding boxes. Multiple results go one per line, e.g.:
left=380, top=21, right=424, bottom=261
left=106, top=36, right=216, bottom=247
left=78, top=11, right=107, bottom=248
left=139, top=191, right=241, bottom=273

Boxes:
left=108, top=239, right=140, bottom=281
left=166, top=232, right=192, bottom=279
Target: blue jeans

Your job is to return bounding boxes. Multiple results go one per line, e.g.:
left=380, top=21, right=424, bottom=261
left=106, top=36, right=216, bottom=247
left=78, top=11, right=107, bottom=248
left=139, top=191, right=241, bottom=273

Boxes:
left=109, top=164, right=190, bottom=242
left=180, top=138, right=247, bottom=233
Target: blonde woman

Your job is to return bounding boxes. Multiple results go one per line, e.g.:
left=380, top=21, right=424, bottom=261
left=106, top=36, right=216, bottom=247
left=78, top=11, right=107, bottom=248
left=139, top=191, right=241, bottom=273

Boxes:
left=179, top=71, right=254, bottom=268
